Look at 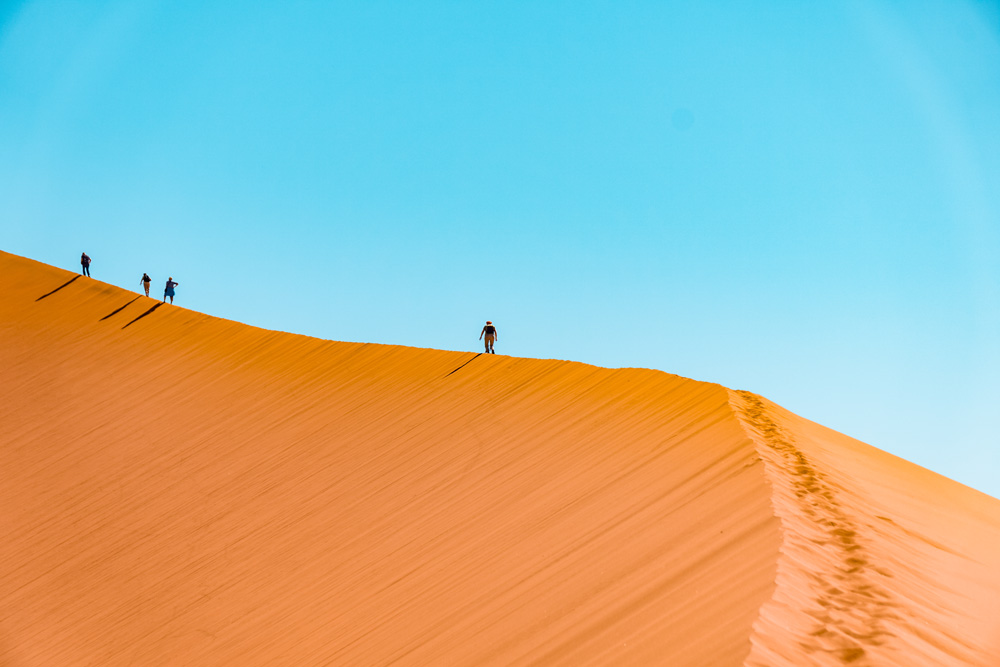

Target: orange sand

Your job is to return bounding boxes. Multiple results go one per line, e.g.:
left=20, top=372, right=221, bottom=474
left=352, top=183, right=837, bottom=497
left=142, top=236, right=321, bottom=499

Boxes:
left=1, top=249, right=998, bottom=666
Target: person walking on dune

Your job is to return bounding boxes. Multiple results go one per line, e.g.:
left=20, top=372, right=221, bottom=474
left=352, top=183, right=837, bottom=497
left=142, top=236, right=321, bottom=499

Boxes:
left=80, top=252, right=91, bottom=277
left=479, top=320, right=498, bottom=354
left=140, top=273, right=151, bottom=297
left=163, top=277, right=179, bottom=304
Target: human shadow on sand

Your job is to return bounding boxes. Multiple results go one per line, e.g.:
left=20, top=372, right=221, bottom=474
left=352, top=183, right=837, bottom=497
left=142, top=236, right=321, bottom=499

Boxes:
left=100, top=297, right=140, bottom=321
left=35, top=275, right=80, bottom=301
left=444, top=353, right=483, bottom=377
left=122, top=302, right=163, bottom=329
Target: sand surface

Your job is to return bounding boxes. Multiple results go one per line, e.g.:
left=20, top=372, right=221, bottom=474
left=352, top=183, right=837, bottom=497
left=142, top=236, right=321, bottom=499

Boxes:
left=2, top=250, right=999, bottom=666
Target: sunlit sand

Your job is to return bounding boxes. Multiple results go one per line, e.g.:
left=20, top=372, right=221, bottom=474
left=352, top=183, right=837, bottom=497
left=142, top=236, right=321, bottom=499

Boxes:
left=2, top=250, right=998, bottom=665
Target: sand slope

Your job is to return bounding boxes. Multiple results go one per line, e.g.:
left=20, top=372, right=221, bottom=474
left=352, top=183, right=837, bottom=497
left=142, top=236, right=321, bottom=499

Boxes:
left=1, top=250, right=998, bottom=666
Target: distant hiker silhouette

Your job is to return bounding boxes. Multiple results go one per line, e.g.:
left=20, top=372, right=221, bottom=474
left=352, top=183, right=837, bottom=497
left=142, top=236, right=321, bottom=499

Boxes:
left=480, top=321, right=498, bottom=354
left=140, top=273, right=151, bottom=297
left=163, top=277, right=179, bottom=303
left=80, top=253, right=91, bottom=276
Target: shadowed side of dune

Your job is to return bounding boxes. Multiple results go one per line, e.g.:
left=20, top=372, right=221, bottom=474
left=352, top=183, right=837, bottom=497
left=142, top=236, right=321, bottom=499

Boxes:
left=0, top=251, right=782, bottom=666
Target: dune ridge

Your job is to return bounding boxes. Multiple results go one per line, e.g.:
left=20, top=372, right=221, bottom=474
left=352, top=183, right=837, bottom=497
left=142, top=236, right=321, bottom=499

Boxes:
left=734, top=391, right=898, bottom=665
left=731, top=393, right=1000, bottom=666
left=2, top=249, right=999, bottom=666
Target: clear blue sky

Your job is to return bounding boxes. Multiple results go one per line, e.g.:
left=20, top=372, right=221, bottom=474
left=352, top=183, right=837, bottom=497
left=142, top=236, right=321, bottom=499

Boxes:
left=3, top=1, right=999, bottom=498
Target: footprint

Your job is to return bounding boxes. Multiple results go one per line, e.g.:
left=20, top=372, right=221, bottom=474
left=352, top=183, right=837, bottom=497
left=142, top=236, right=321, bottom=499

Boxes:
left=840, top=647, right=866, bottom=662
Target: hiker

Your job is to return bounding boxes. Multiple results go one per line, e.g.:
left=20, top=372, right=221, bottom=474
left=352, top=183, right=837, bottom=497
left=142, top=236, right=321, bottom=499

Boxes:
left=479, top=320, right=498, bottom=354
left=140, top=273, right=151, bottom=297
left=163, top=277, right=179, bottom=304
left=81, top=253, right=91, bottom=276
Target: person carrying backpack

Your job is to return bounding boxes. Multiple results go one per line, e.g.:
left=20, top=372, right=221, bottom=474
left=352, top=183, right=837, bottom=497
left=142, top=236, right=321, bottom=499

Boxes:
left=479, top=321, right=498, bottom=354
left=140, top=273, right=151, bottom=297
left=81, top=253, right=91, bottom=276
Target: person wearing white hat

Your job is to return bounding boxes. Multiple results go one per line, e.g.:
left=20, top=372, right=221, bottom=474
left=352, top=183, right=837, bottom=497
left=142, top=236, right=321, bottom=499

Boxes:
left=479, top=320, right=498, bottom=354
left=163, top=277, right=179, bottom=304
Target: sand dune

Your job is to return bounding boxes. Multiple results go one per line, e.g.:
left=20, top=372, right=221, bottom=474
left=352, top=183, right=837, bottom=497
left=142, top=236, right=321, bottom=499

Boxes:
left=2, top=249, right=999, bottom=666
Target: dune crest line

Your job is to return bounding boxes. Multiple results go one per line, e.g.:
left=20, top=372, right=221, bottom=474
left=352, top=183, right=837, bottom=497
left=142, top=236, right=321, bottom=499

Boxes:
left=729, top=391, right=1000, bottom=666
left=3, top=249, right=1000, bottom=665
left=730, top=390, right=900, bottom=665
left=0, top=250, right=783, bottom=665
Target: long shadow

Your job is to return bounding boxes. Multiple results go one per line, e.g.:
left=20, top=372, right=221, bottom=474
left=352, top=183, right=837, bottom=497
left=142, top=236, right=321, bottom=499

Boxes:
left=122, top=302, right=163, bottom=329
left=100, top=297, right=140, bottom=321
left=35, top=275, right=81, bottom=301
left=444, top=353, right=483, bottom=377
